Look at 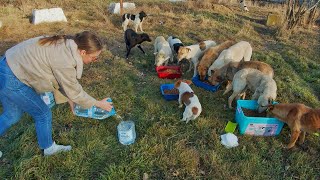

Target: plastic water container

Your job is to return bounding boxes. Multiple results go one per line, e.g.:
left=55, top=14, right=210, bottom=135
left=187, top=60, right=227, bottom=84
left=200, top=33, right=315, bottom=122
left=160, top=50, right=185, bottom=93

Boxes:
left=117, top=120, right=136, bottom=145
left=40, top=92, right=55, bottom=108
left=74, top=98, right=116, bottom=120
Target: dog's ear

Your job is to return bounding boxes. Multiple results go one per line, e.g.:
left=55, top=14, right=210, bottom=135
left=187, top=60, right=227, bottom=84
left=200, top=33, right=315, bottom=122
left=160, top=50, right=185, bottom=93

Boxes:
left=174, top=80, right=182, bottom=88
left=184, top=79, right=192, bottom=85
left=199, top=41, right=206, bottom=51
left=266, top=104, right=275, bottom=112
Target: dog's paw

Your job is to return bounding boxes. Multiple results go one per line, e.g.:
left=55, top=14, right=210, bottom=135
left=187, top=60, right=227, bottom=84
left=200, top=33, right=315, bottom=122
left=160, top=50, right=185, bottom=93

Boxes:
left=286, top=144, right=295, bottom=149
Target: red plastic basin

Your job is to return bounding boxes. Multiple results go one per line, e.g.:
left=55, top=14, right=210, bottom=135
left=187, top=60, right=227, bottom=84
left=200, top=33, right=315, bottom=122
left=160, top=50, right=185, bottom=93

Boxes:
left=156, top=66, right=182, bottom=79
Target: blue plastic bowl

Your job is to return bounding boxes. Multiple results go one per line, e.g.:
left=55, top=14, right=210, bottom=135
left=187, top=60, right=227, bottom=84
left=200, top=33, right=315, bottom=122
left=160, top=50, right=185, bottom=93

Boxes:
left=160, top=84, right=179, bottom=101
left=192, top=75, right=220, bottom=92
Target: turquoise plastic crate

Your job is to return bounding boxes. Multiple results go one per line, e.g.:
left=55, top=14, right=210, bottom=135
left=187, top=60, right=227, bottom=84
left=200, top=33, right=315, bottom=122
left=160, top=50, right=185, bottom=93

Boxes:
left=235, top=100, right=284, bottom=136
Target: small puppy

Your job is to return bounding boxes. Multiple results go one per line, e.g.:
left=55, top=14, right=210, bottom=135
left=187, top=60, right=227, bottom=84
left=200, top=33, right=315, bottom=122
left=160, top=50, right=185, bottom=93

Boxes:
left=267, top=103, right=320, bottom=149
left=174, top=80, right=202, bottom=123
left=122, top=11, right=147, bottom=32
left=124, top=29, right=151, bottom=59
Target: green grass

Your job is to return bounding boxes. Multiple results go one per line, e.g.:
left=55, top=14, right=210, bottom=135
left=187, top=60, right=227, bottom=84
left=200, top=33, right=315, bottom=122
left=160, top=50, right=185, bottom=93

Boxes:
left=1, top=0, right=320, bottom=179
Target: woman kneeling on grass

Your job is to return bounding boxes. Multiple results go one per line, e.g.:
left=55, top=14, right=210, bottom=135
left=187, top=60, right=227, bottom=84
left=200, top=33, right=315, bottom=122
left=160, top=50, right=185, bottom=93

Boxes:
left=0, top=31, right=113, bottom=156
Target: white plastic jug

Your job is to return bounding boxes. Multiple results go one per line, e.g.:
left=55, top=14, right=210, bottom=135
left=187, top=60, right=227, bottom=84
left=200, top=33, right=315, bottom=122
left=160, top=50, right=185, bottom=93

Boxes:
left=117, top=120, right=136, bottom=145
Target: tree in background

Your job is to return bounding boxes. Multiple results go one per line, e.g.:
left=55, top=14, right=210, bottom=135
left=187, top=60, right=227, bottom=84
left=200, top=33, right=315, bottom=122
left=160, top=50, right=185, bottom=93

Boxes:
left=278, top=0, right=319, bottom=36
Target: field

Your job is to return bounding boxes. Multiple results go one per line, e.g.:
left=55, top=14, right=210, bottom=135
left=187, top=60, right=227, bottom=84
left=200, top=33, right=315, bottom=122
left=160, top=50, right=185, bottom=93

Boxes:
left=0, top=0, right=320, bottom=179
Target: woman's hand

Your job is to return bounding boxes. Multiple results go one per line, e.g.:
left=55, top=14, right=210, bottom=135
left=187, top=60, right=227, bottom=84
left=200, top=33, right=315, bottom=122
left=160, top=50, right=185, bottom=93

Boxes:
left=68, top=100, right=75, bottom=115
left=95, top=98, right=113, bottom=112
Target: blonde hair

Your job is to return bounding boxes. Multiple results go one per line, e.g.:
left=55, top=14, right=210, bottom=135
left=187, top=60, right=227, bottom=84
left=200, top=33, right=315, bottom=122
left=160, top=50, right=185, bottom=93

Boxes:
left=38, top=31, right=103, bottom=54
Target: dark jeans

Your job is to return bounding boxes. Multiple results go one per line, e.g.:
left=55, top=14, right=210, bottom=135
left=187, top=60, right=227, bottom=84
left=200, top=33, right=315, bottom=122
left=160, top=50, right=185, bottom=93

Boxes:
left=0, top=56, right=53, bottom=149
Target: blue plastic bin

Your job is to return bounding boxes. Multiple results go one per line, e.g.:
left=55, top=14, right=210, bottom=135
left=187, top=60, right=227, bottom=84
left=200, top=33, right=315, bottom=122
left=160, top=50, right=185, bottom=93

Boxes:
left=160, top=84, right=179, bottom=101
left=192, top=75, right=220, bottom=92
left=235, top=100, right=284, bottom=136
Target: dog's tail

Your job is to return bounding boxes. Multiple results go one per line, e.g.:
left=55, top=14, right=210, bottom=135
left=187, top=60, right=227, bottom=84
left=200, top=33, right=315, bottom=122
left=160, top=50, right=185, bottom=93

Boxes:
left=192, top=107, right=199, bottom=115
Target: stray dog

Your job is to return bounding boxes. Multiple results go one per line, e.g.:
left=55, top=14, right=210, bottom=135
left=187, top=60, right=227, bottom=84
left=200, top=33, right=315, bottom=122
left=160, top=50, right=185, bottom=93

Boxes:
left=240, top=0, right=249, bottom=12
left=174, top=80, right=202, bottom=123
left=124, top=29, right=151, bottom=59
left=154, top=36, right=173, bottom=66
left=227, top=68, right=277, bottom=112
left=177, top=40, right=216, bottom=77
left=207, top=41, right=252, bottom=76
left=197, top=40, right=234, bottom=81
left=209, top=60, right=274, bottom=94
left=167, top=36, right=184, bottom=59
left=267, top=103, right=320, bottom=149
left=122, top=11, right=147, bottom=32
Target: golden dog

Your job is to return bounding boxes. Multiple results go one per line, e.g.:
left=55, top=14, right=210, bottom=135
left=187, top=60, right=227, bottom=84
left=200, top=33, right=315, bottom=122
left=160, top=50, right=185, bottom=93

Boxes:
left=208, top=60, right=274, bottom=95
left=197, top=40, right=234, bottom=81
left=267, top=103, right=320, bottom=149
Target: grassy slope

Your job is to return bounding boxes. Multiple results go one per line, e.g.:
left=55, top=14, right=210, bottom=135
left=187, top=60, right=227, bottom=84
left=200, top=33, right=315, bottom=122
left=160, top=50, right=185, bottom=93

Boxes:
left=0, top=0, right=319, bottom=179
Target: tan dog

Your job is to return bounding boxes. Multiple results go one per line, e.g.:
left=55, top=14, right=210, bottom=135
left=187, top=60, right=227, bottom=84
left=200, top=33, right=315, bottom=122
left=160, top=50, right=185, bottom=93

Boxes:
left=197, top=40, right=234, bottom=81
left=227, top=68, right=277, bottom=112
left=209, top=60, right=274, bottom=94
left=267, top=103, right=320, bottom=149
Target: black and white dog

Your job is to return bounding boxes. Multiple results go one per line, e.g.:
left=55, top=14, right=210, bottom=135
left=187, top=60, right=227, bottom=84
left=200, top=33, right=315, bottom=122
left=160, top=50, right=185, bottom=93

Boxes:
left=239, top=0, right=249, bottom=12
left=167, top=36, right=184, bottom=57
left=122, top=11, right=147, bottom=32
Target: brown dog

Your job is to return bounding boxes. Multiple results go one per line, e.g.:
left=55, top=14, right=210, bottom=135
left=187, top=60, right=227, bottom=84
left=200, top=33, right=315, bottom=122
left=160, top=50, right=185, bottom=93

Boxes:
left=208, top=60, right=274, bottom=95
left=267, top=103, right=320, bottom=149
left=197, top=40, right=234, bottom=81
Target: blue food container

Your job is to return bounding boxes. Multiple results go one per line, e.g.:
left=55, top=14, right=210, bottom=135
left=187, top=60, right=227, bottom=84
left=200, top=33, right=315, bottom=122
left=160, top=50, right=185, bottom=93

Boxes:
left=235, top=100, right=284, bottom=136
left=160, top=84, right=179, bottom=101
left=192, top=75, right=220, bottom=92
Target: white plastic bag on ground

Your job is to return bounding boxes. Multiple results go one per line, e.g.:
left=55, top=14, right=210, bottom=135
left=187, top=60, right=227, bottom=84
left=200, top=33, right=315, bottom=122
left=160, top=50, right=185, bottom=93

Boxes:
left=221, top=133, right=239, bottom=148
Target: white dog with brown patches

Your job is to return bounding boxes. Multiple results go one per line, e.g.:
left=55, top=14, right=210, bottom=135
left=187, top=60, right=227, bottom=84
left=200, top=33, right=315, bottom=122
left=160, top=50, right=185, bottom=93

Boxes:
left=177, top=40, right=216, bottom=77
left=174, top=80, right=202, bottom=123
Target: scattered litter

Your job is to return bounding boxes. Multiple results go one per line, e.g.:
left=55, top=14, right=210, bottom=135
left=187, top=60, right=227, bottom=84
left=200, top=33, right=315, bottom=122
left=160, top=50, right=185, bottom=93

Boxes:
left=225, top=121, right=238, bottom=133
left=32, top=8, right=67, bottom=25
left=220, top=133, right=239, bottom=149
left=143, top=173, right=149, bottom=180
